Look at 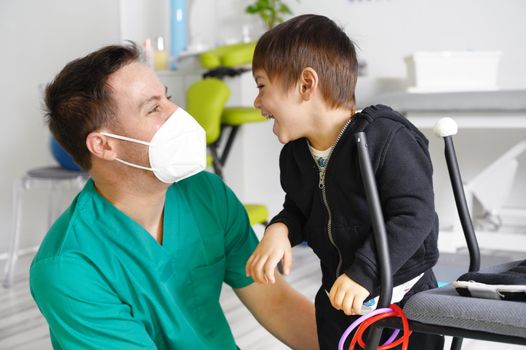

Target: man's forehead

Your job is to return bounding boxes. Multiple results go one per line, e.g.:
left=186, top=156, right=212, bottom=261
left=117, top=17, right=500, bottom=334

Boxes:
left=108, top=62, right=161, bottom=101
left=108, top=63, right=142, bottom=89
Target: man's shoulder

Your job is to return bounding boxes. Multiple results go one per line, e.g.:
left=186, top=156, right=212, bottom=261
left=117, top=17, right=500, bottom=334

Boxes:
left=30, top=219, right=94, bottom=295
left=31, top=206, right=77, bottom=264
left=31, top=183, right=100, bottom=266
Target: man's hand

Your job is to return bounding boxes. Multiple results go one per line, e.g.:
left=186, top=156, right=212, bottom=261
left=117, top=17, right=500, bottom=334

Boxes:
left=328, top=274, right=370, bottom=315
left=245, top=222, right=292, bottom=284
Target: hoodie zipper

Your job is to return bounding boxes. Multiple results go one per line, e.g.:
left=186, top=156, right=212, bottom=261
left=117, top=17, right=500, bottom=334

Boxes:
left=311, top=117, right=353, bottom=278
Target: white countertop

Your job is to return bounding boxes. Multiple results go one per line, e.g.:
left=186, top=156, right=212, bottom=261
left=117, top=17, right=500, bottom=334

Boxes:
left=363, top=89, right=526, bottom=113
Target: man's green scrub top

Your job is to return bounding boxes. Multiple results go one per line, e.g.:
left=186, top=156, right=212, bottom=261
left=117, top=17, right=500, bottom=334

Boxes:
left=30, top=172, right=259, bottom=349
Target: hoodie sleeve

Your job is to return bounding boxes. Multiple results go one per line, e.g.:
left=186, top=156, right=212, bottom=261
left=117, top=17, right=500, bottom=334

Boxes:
left=268, top=145, right=306, bottom=247
left=344, top=125, right=437, bottom=294
left=269, top=194, right=306, bottom=246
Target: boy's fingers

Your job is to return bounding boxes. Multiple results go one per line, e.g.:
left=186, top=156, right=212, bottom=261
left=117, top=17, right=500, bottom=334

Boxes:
left=342, top=294, right=355, bottom=315
left=245, top=254, right=256, bottom=276
left=328, top=285, right=337, bottom=307
left=282, top=247, right=293, bottom=275
left=247, top=255, right=259, bottom=280
left=329, top=286, right=344, bottom=310
left=352, top=296, right=364, bottom=315
left=253, top=255, right=270, bottom=283
left=334, top=290, right=345, bottom=310
left=263, top=263, right=276, bottom=284
left=247, top=254, right=259, bottom=278
left=264, top=254, right=281, bottom=283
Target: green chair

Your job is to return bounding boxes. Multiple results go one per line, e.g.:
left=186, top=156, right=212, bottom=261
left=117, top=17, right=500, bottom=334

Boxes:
left=186, top=78, right=268, bottom=227
left=199, top=42, right=256, bottom=69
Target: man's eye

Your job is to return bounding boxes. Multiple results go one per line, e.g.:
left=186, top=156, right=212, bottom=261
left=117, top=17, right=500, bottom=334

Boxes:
left=148, top=105, right=160, bottom=114
left=167, top=95, right=172, bottom=100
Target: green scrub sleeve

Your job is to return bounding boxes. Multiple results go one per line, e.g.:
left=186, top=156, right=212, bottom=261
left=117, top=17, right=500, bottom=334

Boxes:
left=222, top=184, right=259, bottom=289
left=30, top=255, right=159, bottom=350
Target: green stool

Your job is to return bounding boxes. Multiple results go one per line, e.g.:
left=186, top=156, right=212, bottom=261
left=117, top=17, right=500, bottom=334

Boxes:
left=218, top=107, right=266, bottom=174
left=244, top=204, right=269, bottom=227
left=222, top=106, right=266, bottom=125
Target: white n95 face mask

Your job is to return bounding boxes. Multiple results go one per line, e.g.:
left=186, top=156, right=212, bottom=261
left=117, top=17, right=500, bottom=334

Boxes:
left=100, top=107, right=206, bottom=183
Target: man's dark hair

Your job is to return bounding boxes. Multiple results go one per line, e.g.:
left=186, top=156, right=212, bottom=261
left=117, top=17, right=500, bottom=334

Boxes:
left=252, top=14, right=358, bottom=110
left=44, top=42, right=142, bottom=170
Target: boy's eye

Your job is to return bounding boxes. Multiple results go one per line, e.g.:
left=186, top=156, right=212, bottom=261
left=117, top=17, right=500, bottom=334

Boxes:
left=167, top=95, right=172, bottom=100
left=256, top=84, right=264, bottom=89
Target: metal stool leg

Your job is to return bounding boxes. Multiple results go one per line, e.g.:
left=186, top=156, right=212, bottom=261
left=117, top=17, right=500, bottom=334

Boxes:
left=3, top=177, right=27, bottom=288
left=2, top=168, right=88, bottom=288
left=450, top=336, right=463, bottom=350
left=74, top=175, right=87, bottom=192
left=48, top=180, right=59, bottom=229
left=49, top=177, right=84, bottom=227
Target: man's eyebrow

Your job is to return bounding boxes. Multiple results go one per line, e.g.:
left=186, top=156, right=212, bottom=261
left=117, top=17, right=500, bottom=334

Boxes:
left=138, top=95, right=160, bottom=111
left=138, top=87, right=168, bottom=111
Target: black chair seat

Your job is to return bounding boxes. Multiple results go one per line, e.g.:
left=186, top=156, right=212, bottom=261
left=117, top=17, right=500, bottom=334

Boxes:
left=404, top=261, right=526, bottom=340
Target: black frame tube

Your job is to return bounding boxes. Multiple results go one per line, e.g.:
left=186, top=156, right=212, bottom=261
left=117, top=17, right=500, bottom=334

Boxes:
left=220, top=125, right=240, bottom=166
left=443, top=136, right=480, bottom=273
left=355, top=132, right=393, bottom=349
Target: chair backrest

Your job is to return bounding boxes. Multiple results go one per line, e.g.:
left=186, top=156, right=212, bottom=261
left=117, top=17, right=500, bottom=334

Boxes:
left=199, top=42, right=256, bottom=69
left=186, top=78, right=230, bottom=145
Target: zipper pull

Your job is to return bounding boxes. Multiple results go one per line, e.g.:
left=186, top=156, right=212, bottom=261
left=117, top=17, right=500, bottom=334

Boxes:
left=319, top=171, right=325, bottom=189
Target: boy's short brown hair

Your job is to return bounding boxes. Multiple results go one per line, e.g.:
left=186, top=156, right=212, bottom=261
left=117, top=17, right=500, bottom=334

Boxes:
left=253, top=14, right=358, bottom=110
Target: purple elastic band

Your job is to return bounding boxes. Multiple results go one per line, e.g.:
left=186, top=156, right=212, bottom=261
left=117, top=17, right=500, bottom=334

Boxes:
left=338, top=307, right=399, bottom=350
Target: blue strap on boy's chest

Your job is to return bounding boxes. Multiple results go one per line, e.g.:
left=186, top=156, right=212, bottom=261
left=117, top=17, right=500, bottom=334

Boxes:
left=318, top=157, right=328, bottom=168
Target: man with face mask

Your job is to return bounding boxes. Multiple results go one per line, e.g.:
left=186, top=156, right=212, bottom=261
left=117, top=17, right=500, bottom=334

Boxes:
left=29, top=43, right=318, bottom=350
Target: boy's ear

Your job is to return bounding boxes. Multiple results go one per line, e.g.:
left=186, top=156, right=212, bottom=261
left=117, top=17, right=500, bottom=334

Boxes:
left=298, top=67, right=319, bottom=101
left=86, top=131, right=118, bottom=161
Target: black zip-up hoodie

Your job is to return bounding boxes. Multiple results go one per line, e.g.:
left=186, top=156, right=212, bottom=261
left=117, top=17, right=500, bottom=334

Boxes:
left=269, top=104, right=439, bottom=297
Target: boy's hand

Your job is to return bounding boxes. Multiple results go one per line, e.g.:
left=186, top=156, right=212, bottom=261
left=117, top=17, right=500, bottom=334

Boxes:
left=328, top=274, right=370, bottom=315
left=245, top=223, right=292, bottom=284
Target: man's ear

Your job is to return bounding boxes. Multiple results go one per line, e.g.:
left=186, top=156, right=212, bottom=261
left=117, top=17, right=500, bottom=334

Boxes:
left=298, top=67, right=319, bottom=101
left=86, top=132, right=117, bottom=161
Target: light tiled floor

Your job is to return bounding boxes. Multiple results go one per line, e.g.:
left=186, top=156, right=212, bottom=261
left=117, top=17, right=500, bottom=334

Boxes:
left=1, top=246, right=525, bottom=349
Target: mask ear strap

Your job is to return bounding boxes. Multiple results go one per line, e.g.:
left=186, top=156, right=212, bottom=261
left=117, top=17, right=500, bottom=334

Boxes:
left=100, top=132, right=152, bottom=147
left=114, top=158, right=158, bottom=172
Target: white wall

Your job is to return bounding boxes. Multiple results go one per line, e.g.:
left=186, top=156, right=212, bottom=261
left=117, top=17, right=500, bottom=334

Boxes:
left=0, top=0, right=121, bottom=254
left=289, top=0, right=526, bottom=89
left=128, top=0, right=526, bottom=89
left=119, top=0, right=170, bottom=47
